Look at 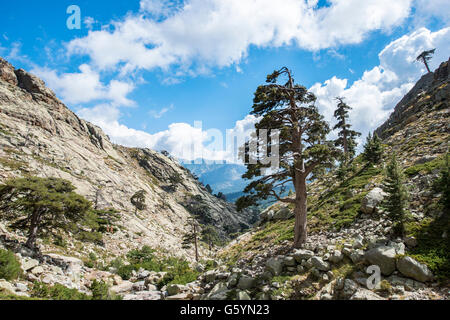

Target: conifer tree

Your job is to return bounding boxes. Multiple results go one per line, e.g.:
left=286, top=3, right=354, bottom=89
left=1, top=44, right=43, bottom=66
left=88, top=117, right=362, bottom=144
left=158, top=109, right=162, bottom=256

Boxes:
left=130, top=190, right=147, bottom=215
left=201, top=225, right=220, bottom=251
left=363, top=132, right=383, bottom=164
left=416, top=49, right=435, bottom=73
left=0, top=177, right=91, bottom=248
left=182, top=217, right=200, bottom=262
left=237, top=67, right=339, bottom=247
left=333, top=97, right=361, bottom=164
left=383, top=154, right=408, bottom=236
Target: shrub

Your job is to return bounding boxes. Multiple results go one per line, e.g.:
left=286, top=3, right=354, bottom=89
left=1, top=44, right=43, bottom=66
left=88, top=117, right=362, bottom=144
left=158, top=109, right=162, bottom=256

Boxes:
left=90, top=280, right=113, bottom=300
left=0, top=249, right=22, bottom=281
left=31, top=282, right=90, bottom=300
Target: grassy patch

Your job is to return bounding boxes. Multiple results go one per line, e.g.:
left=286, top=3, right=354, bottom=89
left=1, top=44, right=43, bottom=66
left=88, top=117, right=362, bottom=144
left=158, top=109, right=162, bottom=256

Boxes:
left=404, top=213, right=450, bottom=280
left=404, top=155, right=445, bottom=177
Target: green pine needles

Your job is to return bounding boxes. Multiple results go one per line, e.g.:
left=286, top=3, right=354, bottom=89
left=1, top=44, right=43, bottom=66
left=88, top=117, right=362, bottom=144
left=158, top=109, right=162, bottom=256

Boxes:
left=383, top=153, right=408, bottom=236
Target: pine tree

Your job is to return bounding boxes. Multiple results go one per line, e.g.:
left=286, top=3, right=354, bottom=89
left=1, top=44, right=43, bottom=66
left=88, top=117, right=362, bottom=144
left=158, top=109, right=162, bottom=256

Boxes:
left=237, top=67, right=339, bottom=247
left=416, top=49, right=436, bottom=73
left=383, top=154, right=408, bottom=236
left=201, top=225, right=220, bottom=251
left=333, top=97, right=361, bottom=164
left=434, top=152, right=449, bottom=213
left=0, top=177, right=91, bottom=249
left=130, top=190, right=147, bottom=215
left=182, top=217, right=200, bottom=262
left=363, top=132, right=383, bottom=164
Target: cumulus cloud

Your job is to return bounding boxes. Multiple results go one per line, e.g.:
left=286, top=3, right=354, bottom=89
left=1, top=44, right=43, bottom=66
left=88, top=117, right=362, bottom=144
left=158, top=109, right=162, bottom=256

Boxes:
left=78, top=103, right=260, bottom=163
left=74, top=26, right=449, bottom=161
left=32, top=64, right=135, bottom=106
left=310, top=27, right=450, bottom=148
left=67, top=0, right=412, bottom=73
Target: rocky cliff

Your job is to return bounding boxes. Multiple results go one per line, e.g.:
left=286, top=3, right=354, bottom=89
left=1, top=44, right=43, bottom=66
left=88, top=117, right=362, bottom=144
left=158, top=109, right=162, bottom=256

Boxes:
left=0, top=57, right=255, bottom=263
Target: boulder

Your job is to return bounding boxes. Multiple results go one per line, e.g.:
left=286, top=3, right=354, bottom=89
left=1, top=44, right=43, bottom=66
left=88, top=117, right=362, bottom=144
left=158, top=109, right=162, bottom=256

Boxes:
left=364, top=246, right=396, bottom=276
left=361, top=188, right=387, bottom=214
left=204, top=270, right=217, bottom=283
left=292, top=249, right=314, bottom=263
left=110, top=281, right=133, bottom=294
left=167, top=284, right=187, bottom=296
left=396, top=257, right=433, bottom=282
left=310, top=256, right=330, bottom=271
left=123, top=291, right=162, bottom=300
left=227, top=273, right=239, bottom=287
left=237, top=291, right=252, bottom=300
left=31, top=266, right=44, bottom=275
left=284, top=256, right=296, bottom=267
left=206, top=282, right=230, bottom=300
left=0, top=280, right=15, bottom=293
left=329, top=250, right=344, bottom=263
left=21, top=258, right=39, bottom=271
left=350, top=288, right=385, bottom=300
left=266, top=257, right=284, bottom=276
left=237, top=275, right=256, bottom=290
left=349, top=250, right=365, bottom=264
left=273, top=208, right=294, bottom=221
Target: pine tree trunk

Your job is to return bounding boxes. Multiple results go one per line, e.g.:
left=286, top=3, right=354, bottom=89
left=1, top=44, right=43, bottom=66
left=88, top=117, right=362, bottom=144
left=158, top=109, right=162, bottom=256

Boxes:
left=422, top=57, right=431, bottom=73
left=293, top=177, right=307, bottom=248
left=194, top=224, right=199, bottom=262
left=26, top=211, right=41, bottom=249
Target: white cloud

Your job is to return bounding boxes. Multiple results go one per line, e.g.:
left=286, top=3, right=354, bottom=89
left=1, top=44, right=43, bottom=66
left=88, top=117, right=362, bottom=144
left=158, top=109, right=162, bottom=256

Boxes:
left=32, top=64, right=135, bottom=106
left=310, top=27, right=450, bottom=148
left=413, top=0, right=450, bottom=27
left=148, top=104, right=173, bottom=119
left=77, top=103, right=260, bottom=162
left=67, top=0, right=413, bottom=74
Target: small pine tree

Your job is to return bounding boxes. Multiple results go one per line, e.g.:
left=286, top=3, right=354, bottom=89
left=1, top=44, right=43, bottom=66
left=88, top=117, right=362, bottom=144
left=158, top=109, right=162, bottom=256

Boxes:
left=182, top=217, right=200, bottom=262
left=383, top=154, right=408, bottom=236
left=333, top=97, right=361, bottom=164
left=434, top=152, right=449, bottom=213
left=130, top=190, right=147, bottom=215
left=201, top=225, right=220, bottom=251
left=363, top=132, right=383, bottom=164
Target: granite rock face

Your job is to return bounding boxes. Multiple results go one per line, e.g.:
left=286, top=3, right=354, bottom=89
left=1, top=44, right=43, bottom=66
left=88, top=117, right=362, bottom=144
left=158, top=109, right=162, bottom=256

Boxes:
left=0, top=57, right=253, bottom=260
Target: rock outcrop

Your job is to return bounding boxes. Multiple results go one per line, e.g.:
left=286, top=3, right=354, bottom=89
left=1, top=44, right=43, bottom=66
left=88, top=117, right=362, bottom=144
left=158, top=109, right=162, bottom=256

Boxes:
left=0, top=57, right=254, bottom=261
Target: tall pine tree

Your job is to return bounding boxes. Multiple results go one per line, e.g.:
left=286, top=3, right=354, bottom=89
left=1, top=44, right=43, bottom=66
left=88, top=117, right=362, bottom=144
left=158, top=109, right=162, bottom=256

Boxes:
left=237, top=67, right=339, bottom=247
left=383, top=153, right=408, bottom=236
left=333, top=97, right=361, bottom=164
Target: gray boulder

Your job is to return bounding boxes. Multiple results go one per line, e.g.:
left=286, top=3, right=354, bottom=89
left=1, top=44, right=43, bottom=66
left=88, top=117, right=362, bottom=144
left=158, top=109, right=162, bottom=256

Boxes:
left=237, top=275, right=257, bottom=290
left=364, top=246, right=396, bottom=275
left=361, top=187, right=387, bottom=214
left=273, top=208, right=294, bottom=221
left=292, top=249, right=314, bottom=263
left=266, top=257, right=284, bottom=276
left=396, top=256, right=433, bottom=282
left=329, top=250, right=344, bottom=263
left=310, top=256, right=330, bottom=271
left=350, top=288, right=385, bottom=300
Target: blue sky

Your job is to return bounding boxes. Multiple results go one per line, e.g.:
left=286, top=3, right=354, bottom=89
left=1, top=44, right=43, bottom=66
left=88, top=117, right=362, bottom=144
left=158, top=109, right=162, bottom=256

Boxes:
left=1, top=0, right=449, bottom=162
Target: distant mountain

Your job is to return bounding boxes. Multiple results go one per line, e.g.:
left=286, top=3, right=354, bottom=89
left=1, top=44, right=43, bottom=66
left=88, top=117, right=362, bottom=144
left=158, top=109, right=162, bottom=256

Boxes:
left=182, top=160, right=248, bottom=194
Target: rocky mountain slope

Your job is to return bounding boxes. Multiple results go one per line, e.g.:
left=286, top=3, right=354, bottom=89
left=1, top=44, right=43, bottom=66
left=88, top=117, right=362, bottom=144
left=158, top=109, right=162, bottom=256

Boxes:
left=0, top=58, right=448, bottom=301
left=188, top=59, right=449, bottom=301
left=0, top=57, right=254, bottom=263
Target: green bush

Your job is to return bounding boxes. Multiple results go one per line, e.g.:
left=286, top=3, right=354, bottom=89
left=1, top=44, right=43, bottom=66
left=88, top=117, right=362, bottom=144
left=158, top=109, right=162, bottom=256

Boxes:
left=31, top=282, right=90, bottom=300
left=0, top=249, right=22, bottom=281
left=89, top=280, right=119, bottom=300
